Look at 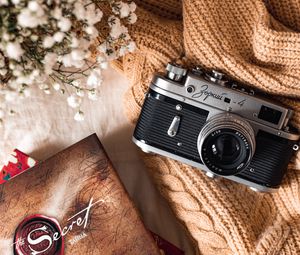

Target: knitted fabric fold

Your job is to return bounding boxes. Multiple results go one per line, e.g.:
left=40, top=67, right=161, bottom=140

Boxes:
left=110, top=1, right=300, bottom=254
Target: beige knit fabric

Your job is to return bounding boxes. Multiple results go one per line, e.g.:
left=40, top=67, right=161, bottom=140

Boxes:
left=110, top=1, right=300, bottom=254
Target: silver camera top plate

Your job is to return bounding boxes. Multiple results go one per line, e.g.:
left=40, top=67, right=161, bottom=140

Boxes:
left=150, top=71, right=299, bottom=141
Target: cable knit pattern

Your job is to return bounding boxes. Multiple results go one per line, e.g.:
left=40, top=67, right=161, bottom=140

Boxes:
left=100, top=0, right=300, bottom=254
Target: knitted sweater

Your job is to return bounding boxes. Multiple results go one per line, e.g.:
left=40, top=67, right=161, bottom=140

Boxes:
left=112, top=1, right=300, bottom=254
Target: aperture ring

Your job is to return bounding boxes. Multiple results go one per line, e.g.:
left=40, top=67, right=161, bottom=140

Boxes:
left=198, top=113, right=256, bottom=175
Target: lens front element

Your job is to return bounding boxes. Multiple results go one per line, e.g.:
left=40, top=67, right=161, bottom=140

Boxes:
left=198, top=113, right=256, bottom=176
left=213, top=133, right=242, bottom=164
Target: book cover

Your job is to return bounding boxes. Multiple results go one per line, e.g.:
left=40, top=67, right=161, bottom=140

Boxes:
left=0, top=149, right=36, bottom=184
left=0, top=134, right=160, bottom=255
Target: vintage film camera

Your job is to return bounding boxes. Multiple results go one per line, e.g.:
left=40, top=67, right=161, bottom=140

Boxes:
left=133, top=63, right=300, bottom=192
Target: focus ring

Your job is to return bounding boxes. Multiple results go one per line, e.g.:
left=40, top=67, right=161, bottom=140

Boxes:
left=198, top=113, right=256, bottom=175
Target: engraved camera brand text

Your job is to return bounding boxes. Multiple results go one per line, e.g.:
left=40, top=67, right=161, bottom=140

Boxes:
left=192, top=84, right=227, bottom=101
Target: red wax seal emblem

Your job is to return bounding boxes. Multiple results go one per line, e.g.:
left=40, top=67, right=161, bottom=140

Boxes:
left=14, top=214, right=64, bottom=255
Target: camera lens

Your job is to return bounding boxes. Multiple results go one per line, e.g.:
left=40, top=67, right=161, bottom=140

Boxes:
left=202, top=131, right=247, bottom=173
left=198, top=113, right=256, bottom=176
left=213, top=134, right=241, bottom=163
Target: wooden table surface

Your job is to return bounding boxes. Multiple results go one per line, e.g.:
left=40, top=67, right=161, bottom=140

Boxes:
left=0, top=67, right=194, bottom=254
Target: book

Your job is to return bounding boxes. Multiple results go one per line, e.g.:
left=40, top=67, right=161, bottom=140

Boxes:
left=0, top=149, right=36, bottom=184
left=151, top=231, right=184, bottom=255
left=0, top=134, right=160, bottom=255
left=1, top=147, right=185, bottom=255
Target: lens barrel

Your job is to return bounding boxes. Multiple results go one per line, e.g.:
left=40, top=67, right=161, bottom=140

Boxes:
left=198, top=113, right=256, bottom=176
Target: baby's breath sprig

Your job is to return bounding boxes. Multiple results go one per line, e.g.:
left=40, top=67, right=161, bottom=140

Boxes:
left=0, top=0, right=137, bottom=122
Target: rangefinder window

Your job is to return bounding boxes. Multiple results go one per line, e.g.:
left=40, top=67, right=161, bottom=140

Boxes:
left=258, top=105, right=282, bottom=125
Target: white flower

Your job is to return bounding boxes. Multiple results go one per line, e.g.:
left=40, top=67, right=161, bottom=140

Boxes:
left=86, top=5, right=103, bottom=25
left=71, top=49, right=85, bottom=61
left=72, top=80, right=81, bottom=87
left=128, top=13, right=137, bottom=24
left=62, top=53, right=84, bottom=68
left=109, top=17, right=128, bottom=39
left=88, top=90, right=98, bottom=101
left=119, top=2, right=131, bottom=18
left=19, top=86, right=31, bottom=98
left=12, top=0, right=20, bottom=5
left=0, top=69, right=7, bottom=76
left=53, top=32, right=64, bottom=42
left=100, top=61, right=108, bottom=69
left=28, top=1, right=39, bottom=12
left=0, top=0, right=137, bottom=123
left=52, top=82, right=60, bottom=91
left=67, top=94, right=82, bottom=108
left=44, top=88, right=51, bottom=94
left=105, top=50, right=117, bottom=60
left=17, top=4, right=45, bottom=28
left=30, top=34, right=39, bottom=41
left=58, top=17, right=72, bottom=32
left=0, top=0, right=8, bottom=6
left=74, top=60, right=85, bottom=68
left=52, top=7, right=62, bottom=19
left=85, top=26, right=98, bottom=37
left=16, top=74, right=35, bottom=85
left=13, top=69, right=21, bottom=76
left=43, top=52, right=57, bottom=74
left=31, top=69, right=40, bottom=78
left=44, top=53, right=57, bottom=65
left=20, top=29, right=31, bottom=37
left=98, top=42, right=107, bottom=53
left=62, top=54, right=72, bottom=67
left=108, top=15, right=121, bottom=27
left=9, top=63, right=15, bottom=69
left=38, top=83, right=48, bottom=90
left=74, top=111, right=84, bottom=121
left=2, top=33, right=10, bottom=41
left=87, top=68, right=102, bottom=88
left=76, top=89, right=84, bottom=97
left=36, top=74, right=47, bottom=83
left=70, top=36, right=79, bottom=48
left=0, top=56, right=5, bottom=68
left=23, top=88, right=31, bottom=97
left=127, top=41, right=136, bottom=52
left=73, top=2, right=85, bottom=20
left=129, top=2, right=137, bottom=12
left=8, top=109, right=16, bottom=116
left=84, top=51, right=91, bottom=59
left=5, top=91, right=18, bottom=102
left=43, top=36, right=55, bottom=48
left=97, top=56, right=109, bottom=69
left=119, top=46, right=127, bottom=57
left=7, top=80, right=18, bottom=89
left=97, top=55, right=105, bottom=63
left=6, top=42, right=24, bottom=60
left=76, top=38, right=90, bottom=51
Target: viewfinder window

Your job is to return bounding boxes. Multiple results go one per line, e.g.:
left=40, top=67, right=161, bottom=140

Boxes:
left=258, top=105, right=282, bottom=125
